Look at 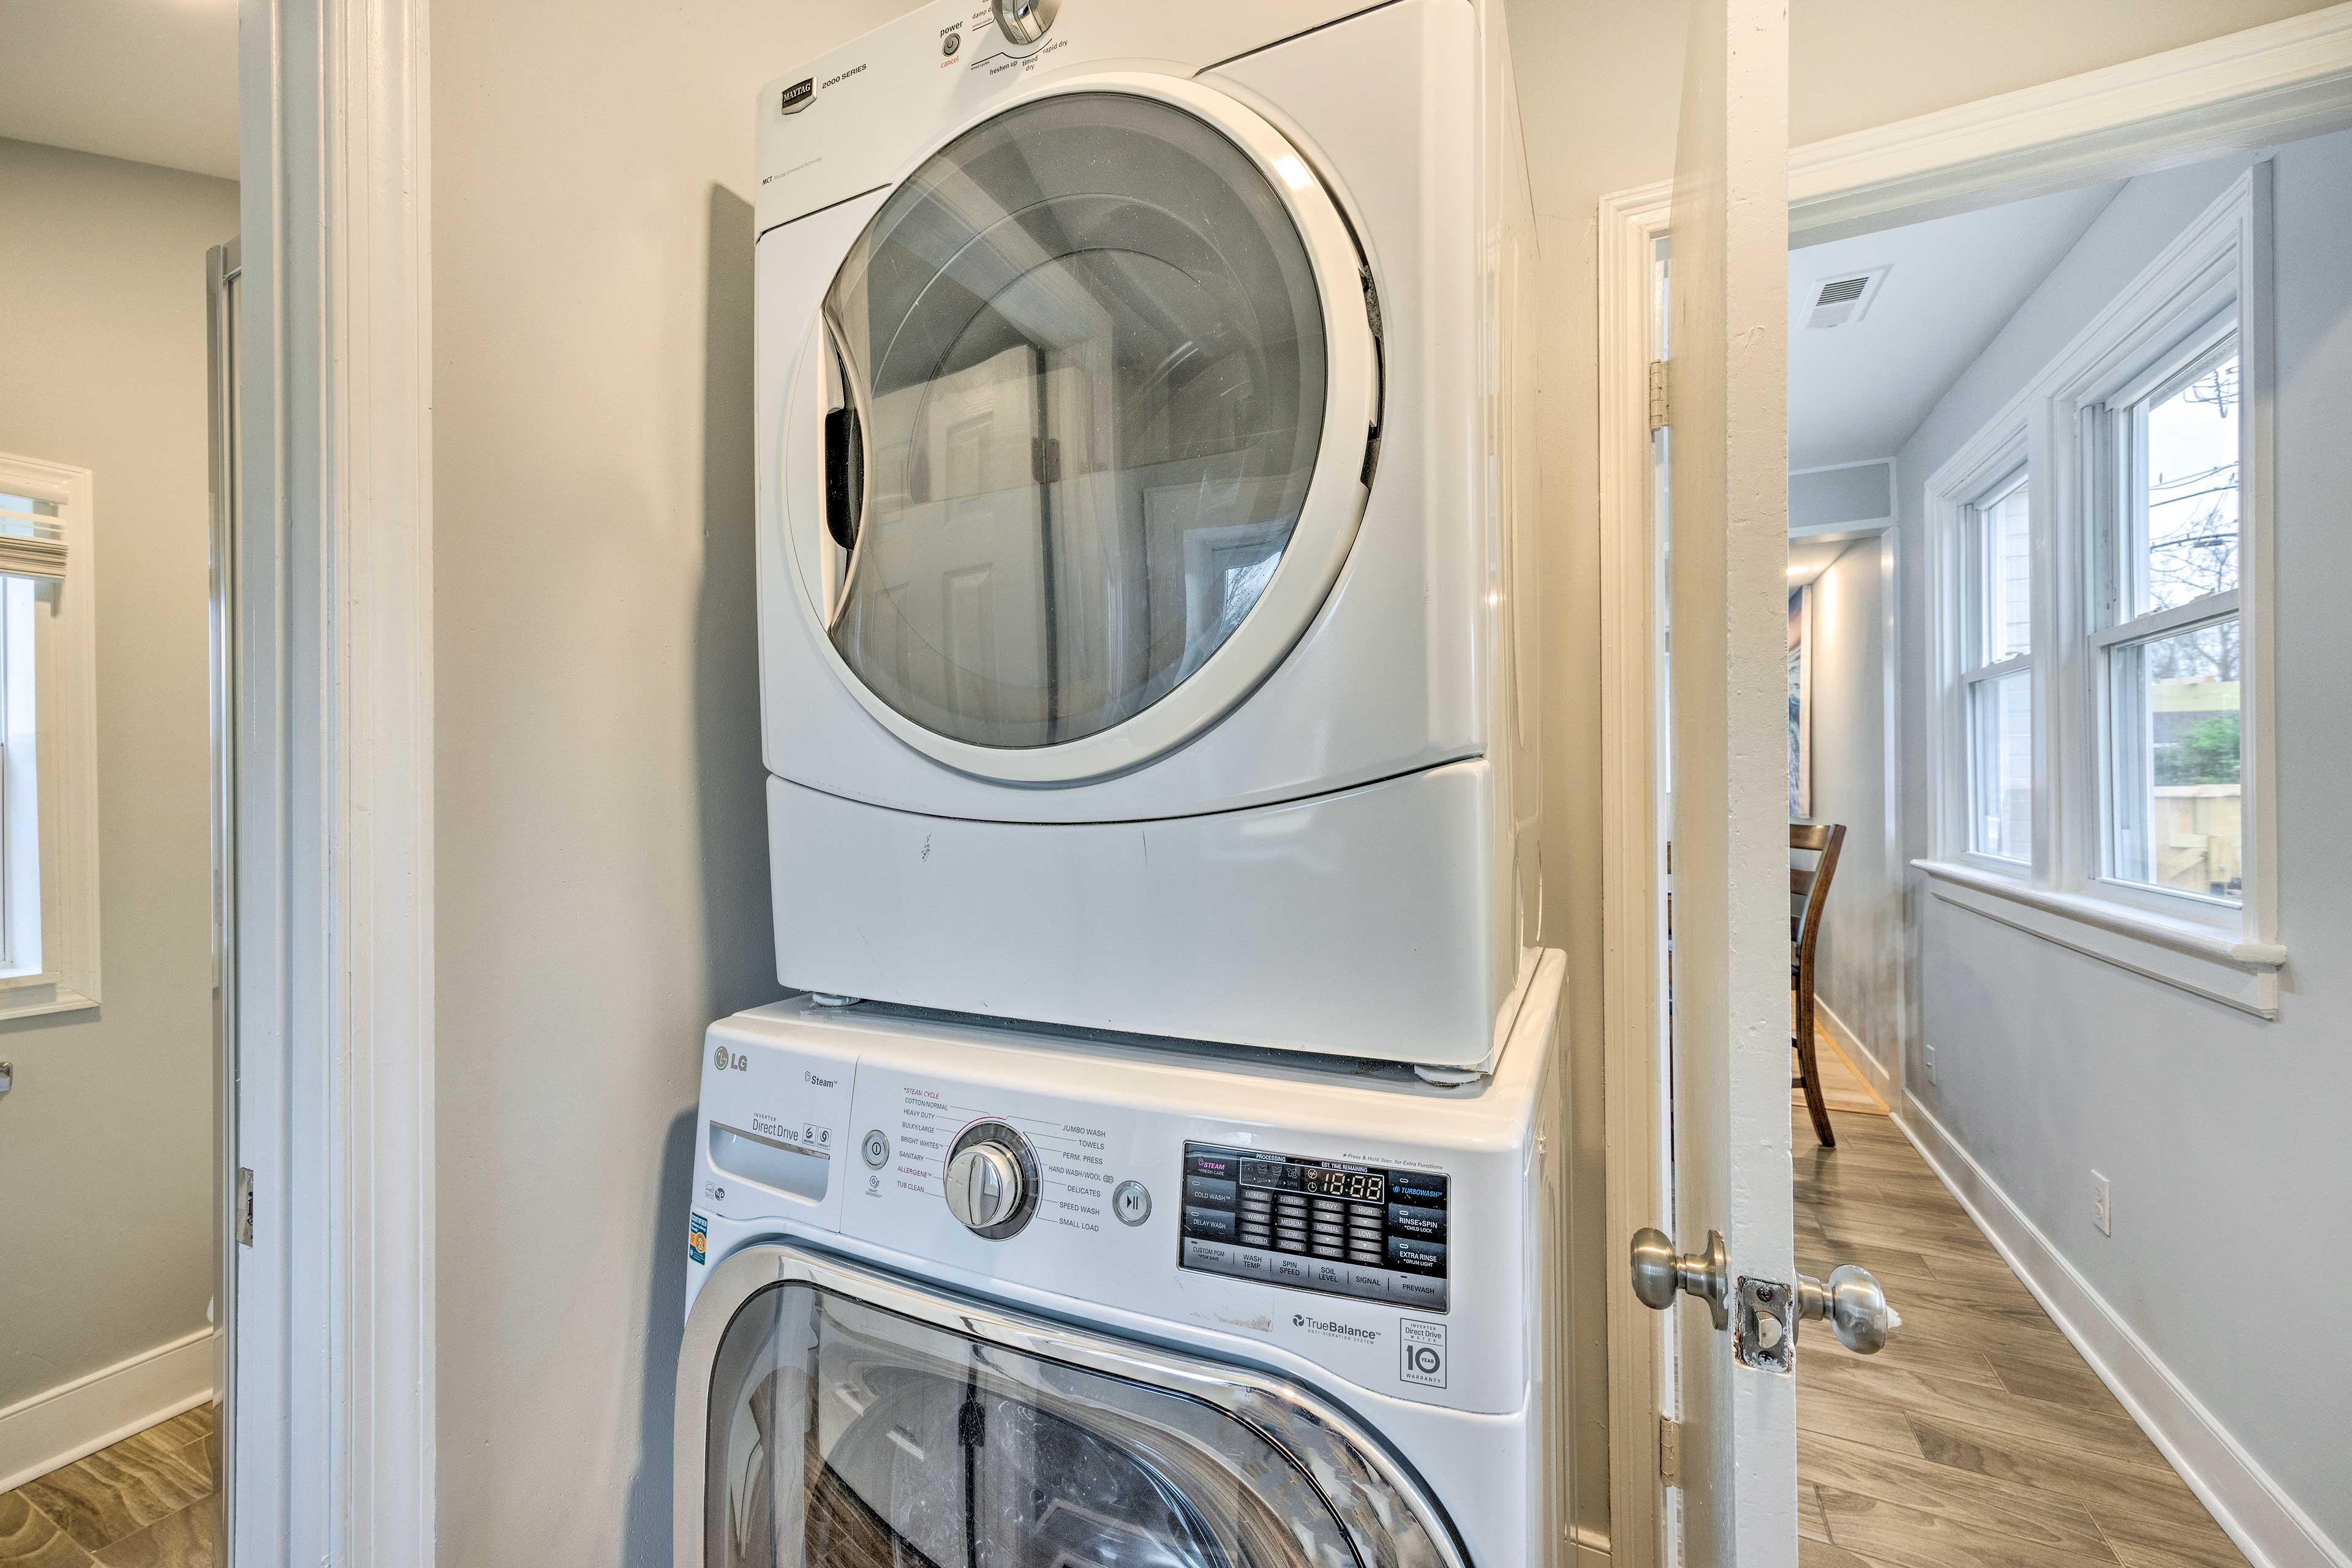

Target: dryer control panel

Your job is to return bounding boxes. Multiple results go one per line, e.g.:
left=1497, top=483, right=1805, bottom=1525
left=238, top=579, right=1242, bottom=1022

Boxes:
left=1178, top=1144, right=1449, bottom=1313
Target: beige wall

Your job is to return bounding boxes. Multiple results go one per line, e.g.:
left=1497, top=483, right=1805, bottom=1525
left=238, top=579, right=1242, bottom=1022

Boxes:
left=431, top=4, right=917, bottom=1559
left=429, top=2, right=2340, bottom=1560
left=0, top=138, right=231, bottom=1412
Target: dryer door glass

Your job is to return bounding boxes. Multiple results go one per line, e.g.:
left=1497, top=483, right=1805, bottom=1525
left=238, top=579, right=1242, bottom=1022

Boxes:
left=823, top=91, right=1330, bottom=750
left=704, top=1281, right=1363, bottom=1568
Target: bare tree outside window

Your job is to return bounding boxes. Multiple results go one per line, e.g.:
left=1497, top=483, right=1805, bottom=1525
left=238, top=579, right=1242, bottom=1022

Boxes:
left=2142, top=354, right=2239, bottom=618
left=2109, top=344, right=2243, bottom=899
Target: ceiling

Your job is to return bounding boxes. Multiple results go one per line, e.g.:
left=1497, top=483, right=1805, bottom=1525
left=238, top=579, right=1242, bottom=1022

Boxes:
left=1788, top=182, right=2120, bottom=471
left=0, top=0, right=239, bottom=180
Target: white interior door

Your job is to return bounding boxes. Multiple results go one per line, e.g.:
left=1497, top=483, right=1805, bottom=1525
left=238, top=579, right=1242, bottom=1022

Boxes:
left=1661, top=0, right=1797, bottom=1561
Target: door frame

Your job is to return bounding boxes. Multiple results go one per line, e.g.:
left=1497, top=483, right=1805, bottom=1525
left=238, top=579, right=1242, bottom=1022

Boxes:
left=1597, top=9, right=2352, bottom=1566
left=231, top=0, right=435, bottom=1562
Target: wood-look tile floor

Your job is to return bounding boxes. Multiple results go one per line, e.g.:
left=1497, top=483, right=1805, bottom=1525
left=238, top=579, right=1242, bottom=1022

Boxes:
left=0, top=1408, right=214, bottom=1567
left=1795, top=1107, right=2246, bottom=1568
left=1797, top=1025, right=1890, bottom=1116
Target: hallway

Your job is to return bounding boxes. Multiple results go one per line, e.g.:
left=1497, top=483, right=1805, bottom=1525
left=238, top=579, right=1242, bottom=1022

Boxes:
left=1793, top=1106, right=2245, bottom=1568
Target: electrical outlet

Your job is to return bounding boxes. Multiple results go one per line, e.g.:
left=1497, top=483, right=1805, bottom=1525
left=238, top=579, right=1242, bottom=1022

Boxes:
left=1924, top=1044, right=1937, bottom=1083
left=2092, top=1172, right=2113, bottom=1236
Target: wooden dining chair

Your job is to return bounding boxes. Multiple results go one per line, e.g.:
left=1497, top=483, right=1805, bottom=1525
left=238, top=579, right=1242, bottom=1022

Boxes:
left=1792, top=821, right=1847, bottom=1147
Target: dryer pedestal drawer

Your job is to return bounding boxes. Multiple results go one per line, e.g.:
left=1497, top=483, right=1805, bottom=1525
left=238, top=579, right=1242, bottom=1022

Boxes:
left=765, top=761, right=1519, bottom=1068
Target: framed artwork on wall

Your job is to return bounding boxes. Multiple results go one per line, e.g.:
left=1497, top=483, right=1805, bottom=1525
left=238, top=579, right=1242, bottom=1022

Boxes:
left=1789, top=585, right=1812, bottom=820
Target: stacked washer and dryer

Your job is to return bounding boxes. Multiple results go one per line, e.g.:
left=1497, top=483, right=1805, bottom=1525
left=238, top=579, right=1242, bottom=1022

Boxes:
left=681, top=1, right=1564, bottom=1563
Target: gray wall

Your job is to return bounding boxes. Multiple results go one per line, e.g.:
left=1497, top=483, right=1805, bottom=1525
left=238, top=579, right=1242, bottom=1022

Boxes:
left=1791, top=462, right=1893, bottom=530
left=1893, top=132, right=2352, bottom=1551
left=428, top=1, right=2343, bottom=1559
left=0, top=138, right=231, bottom=1411
left=1803, top=536, right=1898, bottom=1074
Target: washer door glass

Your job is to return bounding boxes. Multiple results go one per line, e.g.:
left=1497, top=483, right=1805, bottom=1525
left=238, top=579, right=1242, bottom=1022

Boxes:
left=703, top=1281, right=1361, bottom=1568
left=823, top=91, right=1330, bottom=750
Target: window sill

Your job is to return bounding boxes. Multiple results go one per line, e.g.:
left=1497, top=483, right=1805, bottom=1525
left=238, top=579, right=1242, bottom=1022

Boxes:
left=0, top=970, right=99, bottom=1020
left=1911, top=858, right=2283, bottom=1018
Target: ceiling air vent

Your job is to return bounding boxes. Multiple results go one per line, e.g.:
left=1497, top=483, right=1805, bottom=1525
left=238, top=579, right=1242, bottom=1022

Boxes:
left=1805, top=266, right=1888, bottom=330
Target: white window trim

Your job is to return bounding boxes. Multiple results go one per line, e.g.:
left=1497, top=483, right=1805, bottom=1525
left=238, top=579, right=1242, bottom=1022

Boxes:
left=1924, top=424, right=2037, bottom=879
left=1918, top=164, right=2280, bottom=1017
left=0, top=452, right=101, bottom=1018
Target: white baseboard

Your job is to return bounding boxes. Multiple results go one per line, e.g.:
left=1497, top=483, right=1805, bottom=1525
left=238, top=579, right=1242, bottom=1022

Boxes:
left=1814, top=997, right=1898, bottom=1111
left=1895, top=1096, right=2348, bottom=1568
left=0, top=1328, right=215, bottom=1493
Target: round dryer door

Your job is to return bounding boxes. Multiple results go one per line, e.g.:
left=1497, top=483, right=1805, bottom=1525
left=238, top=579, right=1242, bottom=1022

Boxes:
left=793, top=77, right=1380, bottom=783
left=679, top=1245, right=1464, bottom=1568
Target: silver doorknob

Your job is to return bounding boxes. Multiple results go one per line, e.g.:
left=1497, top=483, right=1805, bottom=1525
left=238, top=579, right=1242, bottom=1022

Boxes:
left=944, top=1140, right=1025, bottom=1232
left=1798, top=1265, right=1901, bottom=1354
left=1629, top=1226, right=1731, bottom=1329
left=991, top=0, right=1060, bottom=44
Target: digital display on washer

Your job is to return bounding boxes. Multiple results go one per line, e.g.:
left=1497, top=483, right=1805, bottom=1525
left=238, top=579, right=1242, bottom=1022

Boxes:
left=1179, top=1143, right=1449, bottom=1313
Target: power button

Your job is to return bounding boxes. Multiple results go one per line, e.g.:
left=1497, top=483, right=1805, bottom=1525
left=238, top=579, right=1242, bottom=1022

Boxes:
left=861, top=1129, right=890, bottom=1169
left=1112, top=1180, right=1153, bottom=1227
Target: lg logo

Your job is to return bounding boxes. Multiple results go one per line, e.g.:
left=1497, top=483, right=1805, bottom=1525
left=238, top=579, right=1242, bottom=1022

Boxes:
left=713, top=1047, right=748, bottom=1072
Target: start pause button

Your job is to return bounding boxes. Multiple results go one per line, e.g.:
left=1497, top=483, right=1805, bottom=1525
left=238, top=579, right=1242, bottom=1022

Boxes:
left=1400, top=1319, right=1447, bottom=1389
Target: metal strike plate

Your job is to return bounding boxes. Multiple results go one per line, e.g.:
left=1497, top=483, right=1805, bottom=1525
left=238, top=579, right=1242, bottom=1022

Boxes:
left=1735, top=1276, right=1796, bottom=1373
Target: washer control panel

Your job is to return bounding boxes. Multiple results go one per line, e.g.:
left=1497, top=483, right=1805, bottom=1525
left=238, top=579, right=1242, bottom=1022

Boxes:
left=690, top=989, right=1565, bottom=1418
left=1178, top=1143, right=1450, bottom=1313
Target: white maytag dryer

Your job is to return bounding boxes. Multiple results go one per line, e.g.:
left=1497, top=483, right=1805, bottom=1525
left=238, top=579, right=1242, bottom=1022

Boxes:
left=753, top=0, right=1542, bottom=1069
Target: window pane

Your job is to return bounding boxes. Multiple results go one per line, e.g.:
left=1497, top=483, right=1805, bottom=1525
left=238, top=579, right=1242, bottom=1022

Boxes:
left=1969, top=669, right=2032, bottom=862
left=2109, top=616, right=2241, bottom=902
left=2139, top=352, right=2239, bottom=614
left=1983, top=482, right=2030, bottom=661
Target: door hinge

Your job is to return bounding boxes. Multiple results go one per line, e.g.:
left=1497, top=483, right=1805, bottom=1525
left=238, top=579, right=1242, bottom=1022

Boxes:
left=1648, top=358, right=1671, bottom=431
left=1657, top=1415, right=1683, bottom=1488
left=235, top=1167, right=254, bottom=1246
left=1031, top=435, right=1063, bottom=484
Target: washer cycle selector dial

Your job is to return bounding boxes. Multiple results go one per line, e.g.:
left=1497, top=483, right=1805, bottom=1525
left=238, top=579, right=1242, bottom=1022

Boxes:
left=945, top=1142, right=1022, bottom=1229
left=942, top=1120, right=1042, bottom=1239
left=991, top=0, right=1060, bottom=46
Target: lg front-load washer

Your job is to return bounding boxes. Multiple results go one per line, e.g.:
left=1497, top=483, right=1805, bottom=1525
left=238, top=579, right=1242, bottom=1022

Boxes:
left=753, top=0, right=1542, bottom=1068
left=676, top=952, right=1568, bottom=1567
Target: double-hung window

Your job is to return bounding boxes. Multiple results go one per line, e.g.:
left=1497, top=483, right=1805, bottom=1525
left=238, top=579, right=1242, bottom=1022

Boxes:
left=0, top=456, right=100, bottom=1019
left=1962, top=470, right=2033, bottom=865
left=2092, top=333, right=2242, bottom=905
left=1921, top=166, right=2277, bottom=1016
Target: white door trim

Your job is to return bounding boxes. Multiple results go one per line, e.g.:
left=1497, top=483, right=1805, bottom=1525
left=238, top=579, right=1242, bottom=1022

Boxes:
left=1597, top=1, right=2352, bottom=1553
left=1789, top=1, right=2352, bottom=244
left=1596, top=176, right=1673, bottom=1568
left=233, top=0, right=435, bottom=1563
